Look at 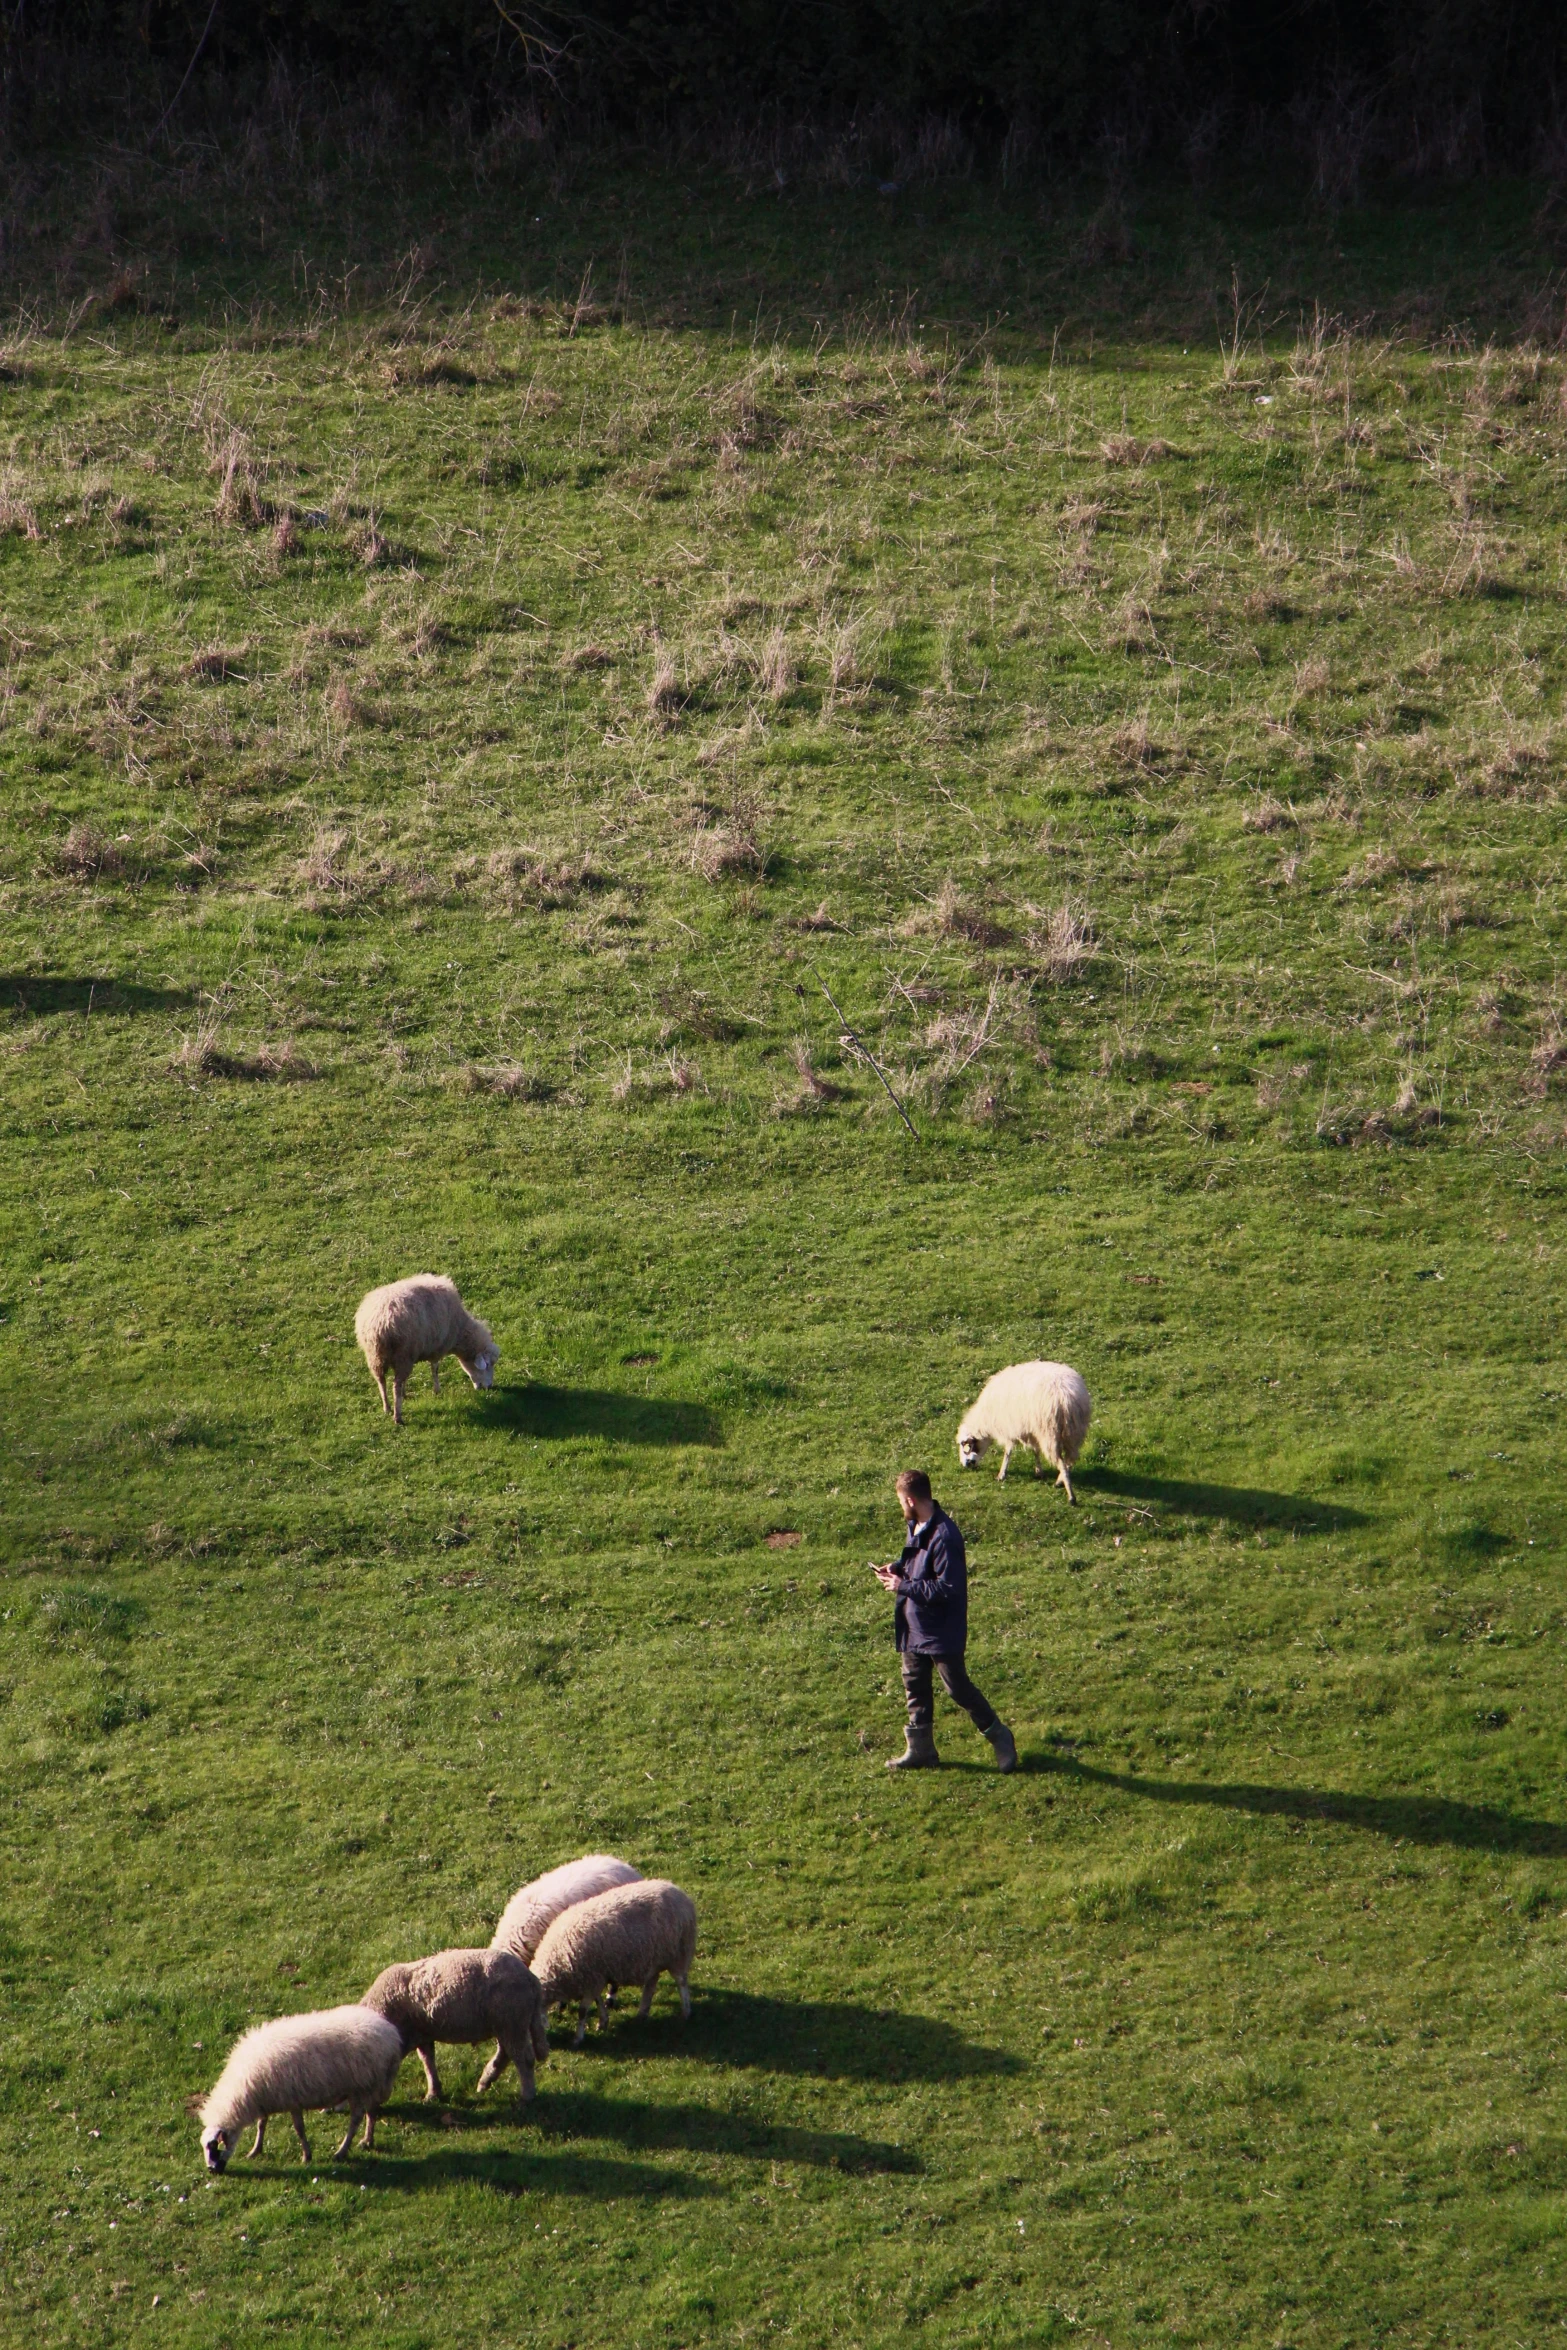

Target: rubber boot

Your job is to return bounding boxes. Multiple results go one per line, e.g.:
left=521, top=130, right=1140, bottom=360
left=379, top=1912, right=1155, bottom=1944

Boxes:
left=985, top=1720, right=1018, bottom=1774
left=886, top=1723, right=940, bottom=1771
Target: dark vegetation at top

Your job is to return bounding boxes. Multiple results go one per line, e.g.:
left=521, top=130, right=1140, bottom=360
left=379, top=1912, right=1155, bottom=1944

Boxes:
left=17, top=0, right=1567, bottom=201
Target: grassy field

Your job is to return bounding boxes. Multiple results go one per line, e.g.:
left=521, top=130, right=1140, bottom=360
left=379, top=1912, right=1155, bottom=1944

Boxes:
left=2, top=127, right=1567, bottom=2347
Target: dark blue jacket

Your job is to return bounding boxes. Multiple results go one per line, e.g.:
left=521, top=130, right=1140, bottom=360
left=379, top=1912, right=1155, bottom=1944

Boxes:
left=892, top=1505, right=968, bottom=1657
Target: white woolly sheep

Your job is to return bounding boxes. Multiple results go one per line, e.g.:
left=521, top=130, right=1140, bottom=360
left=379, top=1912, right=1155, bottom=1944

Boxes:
left=956, top=1359, right=1092, bottom=1497
left=530, top=1878, right=697, bottom=2048
left=361, top=1947, right=549, bottom=2105
left=353, top=1273, right=498, bottom=1424
left=198, top=2004, right=404, bottom=2172
left=491, top=1853, right=643, bottom=1966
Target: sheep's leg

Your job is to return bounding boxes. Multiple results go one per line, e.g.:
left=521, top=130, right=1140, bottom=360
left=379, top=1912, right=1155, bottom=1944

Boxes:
left=475, top=2040, right=508, bottom=2095
left=636, top=1976, right=657, bottom=2019
left=372, top=1367, right=389, bottom=1414
left=595, top=1990, right=610, bottom=2033
left=290, top=2110, right=311, bottom=2162
left=1057, top=1463, right=1076, bottom=1503
left=416, top=2043, right=442, bottom=2102
left=572, top=2001, right=590, bottom=2049
left=997, top=1442, right=1013, bottom=1482
left=677, top=1972, right=692, bottom=2020
left=246, top=2116, right=267, bottom=2159
left=331, top=2107, right=364, bottom=2160
left=392, top=1369, right=406, bottom=1425
left=430, top=1357, right=440, bottom=1396
left=360, top=2107, right=378, bottom=2150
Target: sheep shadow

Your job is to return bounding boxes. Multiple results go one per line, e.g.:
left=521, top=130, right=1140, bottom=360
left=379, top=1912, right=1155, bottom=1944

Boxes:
left=677, top=1989, right=1021, bottom=2082
left=333, top=2136, right=712, bottom=2199
left=398, top=2090, right=915, bottom=2174
left=1038, top=1754, right=1567, bottom=1856
left=0, top=972, right=191, bottom=1016
left=478, top=1382, right=722, bottom=1448
left=1076, top=1468, right=1368, bottom=1533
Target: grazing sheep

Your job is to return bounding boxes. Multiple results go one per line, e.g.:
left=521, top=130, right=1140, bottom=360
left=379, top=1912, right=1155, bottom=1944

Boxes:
left=956, top=1360, right=1092, bottom=1497
left=529, top=1878, right=697, bottom=2048
left=361, top=1947, right=548, bottom=2106
left=491, top=1853, right=643, bottom=1966
left=199, top=2004, right=403, bottom=2172
left=353, top=1273, right=498, bottom=1424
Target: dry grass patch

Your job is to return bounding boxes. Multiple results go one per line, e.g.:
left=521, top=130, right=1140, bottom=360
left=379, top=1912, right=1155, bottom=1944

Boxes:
left=186, top=643, right=248, bottom=683
left=692, top=820, right=766, bottom=883
left=1025, top=899, right=1097, bottom=982
left=900, top=877, right=1008, bottom=947
left=51, top=822, right=127, bottom=881
left=484, top=847, right=611, bottom=910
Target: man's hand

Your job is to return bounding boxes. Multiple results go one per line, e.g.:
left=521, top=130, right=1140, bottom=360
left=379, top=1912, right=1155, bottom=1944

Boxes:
left=872, top=1562, right=901, bottom=1592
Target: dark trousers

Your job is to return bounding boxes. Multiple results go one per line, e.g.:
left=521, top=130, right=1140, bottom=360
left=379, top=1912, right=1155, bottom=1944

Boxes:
left=901, top=1650, right=998, bottom=1735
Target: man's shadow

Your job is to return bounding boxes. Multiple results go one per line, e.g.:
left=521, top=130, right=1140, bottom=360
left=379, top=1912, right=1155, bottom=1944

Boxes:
left=1031, top=1752, right=1567, bottom=1857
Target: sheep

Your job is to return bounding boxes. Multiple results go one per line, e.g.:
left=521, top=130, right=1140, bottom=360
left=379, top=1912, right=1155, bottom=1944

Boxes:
left=198, top=2004, right=404, bottom=2172
left=529, top=1878, right=697, bottom=2048
left=361, top=1947, right=549, bottom=2106
left=353, top=1273, right=498, bottom=1424
left=956, top=1360, right=1092, bottom=1498
left=490, top=1853, right=643, bottom=1967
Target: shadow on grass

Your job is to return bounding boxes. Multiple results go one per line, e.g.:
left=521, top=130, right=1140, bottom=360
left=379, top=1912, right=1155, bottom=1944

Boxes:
left=1, top=972, right=191, bottom=1016
left=319, top=2137, right=711, bottom=2198
left=1076, top=1468, right=1368, bottom=1533
left=478, top=1382, right=722, bottom=1447
left=396, top=2090, right=916, bottom=2173
left=678, top=1989, right=1020, bottom=2081
left=1041, top=1755, right=1567, bottom=1856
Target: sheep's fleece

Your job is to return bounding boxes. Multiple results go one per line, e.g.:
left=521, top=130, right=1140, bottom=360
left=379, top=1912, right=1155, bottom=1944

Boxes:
left=353, top=1273, right=498, bottom=1423
left=532, top=1878, right=697, bottom=2047
left=199, top=2004, right=404, bottom=2171
left=362, top=1947, right=548, bottom=2104
left=956, top=1359, right=1092, bottom=1495
left=491, top=1853, right=643, bottom=1965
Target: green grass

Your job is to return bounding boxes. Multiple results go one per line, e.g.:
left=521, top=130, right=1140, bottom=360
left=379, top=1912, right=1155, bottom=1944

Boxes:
left=2, top=134, right=1566, bottom=2346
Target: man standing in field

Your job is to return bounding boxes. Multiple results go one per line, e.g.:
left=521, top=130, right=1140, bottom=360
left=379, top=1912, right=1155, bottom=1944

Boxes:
left=873, top=1470, right=1017, bottom=1773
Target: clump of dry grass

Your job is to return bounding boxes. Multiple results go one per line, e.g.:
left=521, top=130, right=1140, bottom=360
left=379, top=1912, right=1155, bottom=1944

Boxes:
left=210, top=428, right=272, bottom=529
left=773, top=1038, right=845, bottom=1116
left=1525, top=1025, right=1567, bottom=1097
left=0, top=474, right=40, bottom=538
left=1242, top=794, right=1296, bottom=832
left=484, top=847, right=609, bottom=909
left=1099, top=434, right=1176, bottom=466
left=1341, top=845, right=1402, bottom=890
left=691, top=822, right=765, bottom=883
left=647, top=653, right=684, bottom=725
left=349, top=519, right=394, bottom=567
left=756, top=626, right=796, bottom=701
left=52, top=822, right=126, bottom=881
left=609, top=1051, right=702, bottom=1104
left=294, top=828, right=391, bottom=908
left=900, top=877, right=1007, bottom=947
left=186, top=643, right=247, bottom=682
left=566, top=643, right=615, bottom=671
left=1026, top=898, right=1097, bottom=982
left=170, top=1004, right=316, bottom=1082
left=794, top=902, right=843, bottom=933
left=461, top=1062, right=554, bottom=1102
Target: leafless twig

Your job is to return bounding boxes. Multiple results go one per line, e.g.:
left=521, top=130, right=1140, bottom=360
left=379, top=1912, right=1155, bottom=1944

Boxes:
left=813, top=969, right=919, bottom=1140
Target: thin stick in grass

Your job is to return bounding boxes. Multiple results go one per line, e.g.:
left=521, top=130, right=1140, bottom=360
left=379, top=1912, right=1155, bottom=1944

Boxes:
left=813, top=969, right=919, bottom=1141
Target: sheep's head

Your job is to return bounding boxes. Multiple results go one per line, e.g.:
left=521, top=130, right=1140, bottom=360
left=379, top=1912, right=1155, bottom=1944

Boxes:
left=956, top=1430, right=990, bottom=1469
left=201, top=2124, right=233, bottom=2174
left=462, top=1343, right=499, bottom=1390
